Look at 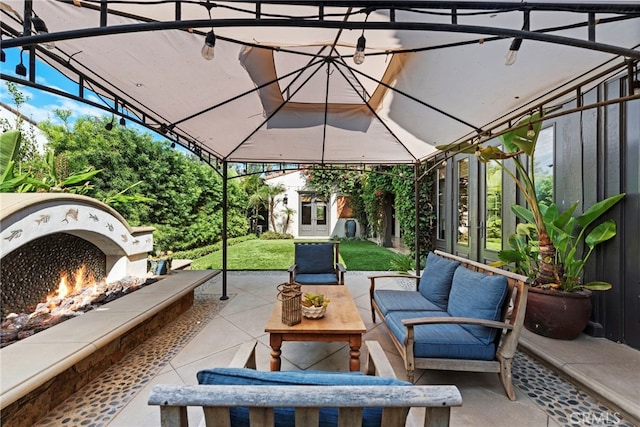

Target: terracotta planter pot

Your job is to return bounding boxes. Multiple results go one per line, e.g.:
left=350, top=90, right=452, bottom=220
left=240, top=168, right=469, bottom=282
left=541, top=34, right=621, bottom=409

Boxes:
left=524, top=286, right=592, bottom=340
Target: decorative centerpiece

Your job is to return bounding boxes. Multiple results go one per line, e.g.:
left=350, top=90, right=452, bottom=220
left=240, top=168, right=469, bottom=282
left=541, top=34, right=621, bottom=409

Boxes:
left=277, top=282, right=302, bottom=326
left=301, top=292, right=330, bottom=319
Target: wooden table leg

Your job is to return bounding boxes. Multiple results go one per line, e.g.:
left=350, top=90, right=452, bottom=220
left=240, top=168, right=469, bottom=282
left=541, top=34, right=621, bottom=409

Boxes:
left=349, top=334, right=362, bottom=372
left=269, top=333, right=283, bottom=371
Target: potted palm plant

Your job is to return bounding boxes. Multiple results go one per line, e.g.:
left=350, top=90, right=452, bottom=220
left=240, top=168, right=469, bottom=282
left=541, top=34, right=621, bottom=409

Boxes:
left=438, top=114, right=624, bottom=340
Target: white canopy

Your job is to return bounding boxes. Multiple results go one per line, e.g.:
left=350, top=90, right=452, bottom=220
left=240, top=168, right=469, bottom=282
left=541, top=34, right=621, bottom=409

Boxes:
left=2, top=1, right=639, bottom=164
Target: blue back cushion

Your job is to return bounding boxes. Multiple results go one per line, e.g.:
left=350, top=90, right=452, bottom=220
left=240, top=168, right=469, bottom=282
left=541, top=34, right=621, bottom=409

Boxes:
left=295, top=244, right=335, bottom=274
left=447, top=267, right=508, bottom=344
left=197, top=368, right=411, bottom=427
left=418, top=252, right=460, bottom=309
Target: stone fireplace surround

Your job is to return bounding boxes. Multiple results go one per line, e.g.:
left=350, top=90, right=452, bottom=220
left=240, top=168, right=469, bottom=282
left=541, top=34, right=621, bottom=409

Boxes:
left=0, top=192, right=200, bottom=425
left=0, top=193, right=154, bottom=316
left=0, top=269, right=220, bottom=427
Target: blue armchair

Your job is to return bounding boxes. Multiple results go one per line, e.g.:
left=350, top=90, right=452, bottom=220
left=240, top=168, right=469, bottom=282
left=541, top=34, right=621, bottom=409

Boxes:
left=288, top=242, right=345, bottom=285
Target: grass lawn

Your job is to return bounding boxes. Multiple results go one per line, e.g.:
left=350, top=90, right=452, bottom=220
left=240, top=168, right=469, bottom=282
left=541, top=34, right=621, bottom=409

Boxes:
left=191, top=239, right=400, bottom=271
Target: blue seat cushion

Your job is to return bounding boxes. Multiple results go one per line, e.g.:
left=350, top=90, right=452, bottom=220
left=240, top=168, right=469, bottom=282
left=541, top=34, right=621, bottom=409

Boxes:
left=385, top=311, right=496, bottom=361
left=418, top=252, right=460, bottom=309
left=373, top=290, right=443, bottom=316
left=196, top=368, right=411, bottom=427
left=447, top=267, right=508, bottom=344
left=295, top=244, right=335, bottom=274
left=294, top=273, right=338, bottom=285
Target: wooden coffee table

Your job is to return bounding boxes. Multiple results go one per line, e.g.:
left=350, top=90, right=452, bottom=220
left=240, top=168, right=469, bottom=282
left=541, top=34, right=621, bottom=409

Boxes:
left=265, top=285, right=366, bottom=372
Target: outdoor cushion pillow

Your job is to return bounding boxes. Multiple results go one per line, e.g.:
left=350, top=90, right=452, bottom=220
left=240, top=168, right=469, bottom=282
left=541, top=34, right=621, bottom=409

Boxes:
left=294, top=273, right=339, bottom=285
left=418, top=252, right=460, bottom=309
left=384, top=310, right=496, bottom=360
left=373, top=289, right=444, bottom=316
left=295, top=243, right=335, bottom=274
left=447, top=267, right=508, bottom=344
left=197, top=368, right=411, bottom=427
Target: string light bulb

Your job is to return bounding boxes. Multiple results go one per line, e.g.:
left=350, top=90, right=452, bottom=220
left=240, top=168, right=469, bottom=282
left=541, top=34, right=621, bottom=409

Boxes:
left=504, top=38, right=522, bottom=66
left=201, top=30, right=216, bottom=60
left=15, top=50, right=27, bottom=76
left=353, top=33, right=366, bottom=65
left=526, top=122, right=535, bottom=138
left=31, top=14, right=55, bottom=49
left=505, top=11, right=529, bottom=66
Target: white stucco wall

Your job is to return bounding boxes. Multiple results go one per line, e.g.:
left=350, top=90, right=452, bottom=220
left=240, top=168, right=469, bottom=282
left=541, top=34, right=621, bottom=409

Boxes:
left=0, top=193, right=154, bottom=281
left=265, top=171, right=360, bottom=239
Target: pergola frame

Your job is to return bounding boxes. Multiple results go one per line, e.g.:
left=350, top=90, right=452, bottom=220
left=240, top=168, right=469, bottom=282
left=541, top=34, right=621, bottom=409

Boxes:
left=1, top=0, right=639, bottom=297
left=2, top=1, right=639, bottom=163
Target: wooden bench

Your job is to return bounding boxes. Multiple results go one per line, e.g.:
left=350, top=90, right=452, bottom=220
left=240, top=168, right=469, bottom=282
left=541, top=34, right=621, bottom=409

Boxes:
left=148, top=340, right=462, bottom=427
left=370, top=250, right=530, bottom=400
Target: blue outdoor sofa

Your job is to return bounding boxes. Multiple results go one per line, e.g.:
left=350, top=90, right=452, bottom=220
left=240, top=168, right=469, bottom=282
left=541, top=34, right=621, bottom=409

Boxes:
left=369, top=250, right=530, bottom=400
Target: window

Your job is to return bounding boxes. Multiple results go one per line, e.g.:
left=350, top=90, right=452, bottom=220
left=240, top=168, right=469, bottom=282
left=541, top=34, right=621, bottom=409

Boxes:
left=457, top=158, right=469, bottom=245
left=437, top=166, right=446, bottom=240
left=316, top=196, right=327, bottom=225
left=485, top=160, right=503, bottom=251
left=534, top=126, right=555, bottom=205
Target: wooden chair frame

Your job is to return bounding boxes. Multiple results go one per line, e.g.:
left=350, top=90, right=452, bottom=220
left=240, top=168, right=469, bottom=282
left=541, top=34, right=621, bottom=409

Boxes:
left=288, top=241, right=346, bottom=285
left=369, top=250, right=530, bottom=400
left=148, top=340, right=463, bottom=427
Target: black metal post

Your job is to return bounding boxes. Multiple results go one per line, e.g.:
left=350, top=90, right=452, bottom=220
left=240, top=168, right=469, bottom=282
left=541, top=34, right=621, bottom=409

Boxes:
left=221, top=160, right=229, bottom=300
left=414, top=162, right=421, bottom=277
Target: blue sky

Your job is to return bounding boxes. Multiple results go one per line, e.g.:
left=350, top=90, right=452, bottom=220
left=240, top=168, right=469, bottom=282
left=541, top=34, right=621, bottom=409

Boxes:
left=1, top=48, right=109, bottom=123
left=1, top=47, right=167, bottom=147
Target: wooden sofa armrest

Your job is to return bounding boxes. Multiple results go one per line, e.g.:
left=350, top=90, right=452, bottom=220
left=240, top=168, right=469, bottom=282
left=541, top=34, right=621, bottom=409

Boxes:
left=364, top=340, right=397, bottom=379
left=336, top=263, right=346, bottom=285
left=401, top=316, right=514, bottom=331
left=228, top=340, right=258, bottom=369
left=368, top=274, right=420, bottom=292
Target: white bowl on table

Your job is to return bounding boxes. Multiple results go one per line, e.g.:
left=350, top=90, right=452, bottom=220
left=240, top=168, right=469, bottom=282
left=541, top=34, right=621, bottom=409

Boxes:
left=301, top=305, right=326, bottom=319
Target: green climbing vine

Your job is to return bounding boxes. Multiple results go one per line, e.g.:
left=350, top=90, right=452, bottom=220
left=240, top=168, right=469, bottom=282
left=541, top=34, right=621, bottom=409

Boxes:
left=301, top=163, right=437, bottom=259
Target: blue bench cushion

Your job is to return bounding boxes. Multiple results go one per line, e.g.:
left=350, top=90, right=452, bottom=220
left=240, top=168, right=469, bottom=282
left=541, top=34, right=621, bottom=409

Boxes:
left=295, top=244, right=335, bottom=274
left=294, top=273, right=338, bottom=285
left=197, top=368, right=411, bottom=427
left=447, top=267, right=508, bottom=344
left=373, top=290, right=443, bottom=316
left=385, top=311, right=496, bottom=361
left=418, top=252, right=460, bottom=309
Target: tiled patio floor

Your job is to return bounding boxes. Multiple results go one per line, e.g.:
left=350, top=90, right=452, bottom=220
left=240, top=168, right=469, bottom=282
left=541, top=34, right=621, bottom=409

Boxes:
left=32, top=271, right=638, bottom=427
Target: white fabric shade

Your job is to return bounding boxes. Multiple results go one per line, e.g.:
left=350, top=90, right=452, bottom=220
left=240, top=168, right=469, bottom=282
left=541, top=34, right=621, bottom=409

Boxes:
left=2, top=1, right=639, bottom=164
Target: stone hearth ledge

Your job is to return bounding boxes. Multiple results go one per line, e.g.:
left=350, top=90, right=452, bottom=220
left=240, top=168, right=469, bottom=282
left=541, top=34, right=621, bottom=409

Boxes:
left=0, top=270, right=220, bottom=416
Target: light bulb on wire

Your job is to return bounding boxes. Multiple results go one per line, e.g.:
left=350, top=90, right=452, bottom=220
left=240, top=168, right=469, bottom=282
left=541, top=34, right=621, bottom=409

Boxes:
left=504, top=38, right=522, bottom=66
left=201, top=30, right=216, bottom=60
left=353, top=34, right=366, bottom=65
left=31, top=14, right=55, bottom=50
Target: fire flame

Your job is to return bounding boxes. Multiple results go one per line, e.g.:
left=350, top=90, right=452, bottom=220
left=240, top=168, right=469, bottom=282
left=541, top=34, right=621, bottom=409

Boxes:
left=47, top=265, right=97, bottom=310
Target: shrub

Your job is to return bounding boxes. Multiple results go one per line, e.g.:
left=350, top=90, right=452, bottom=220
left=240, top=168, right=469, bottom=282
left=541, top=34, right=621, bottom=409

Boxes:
left=259, top=231, right=294, bottom=240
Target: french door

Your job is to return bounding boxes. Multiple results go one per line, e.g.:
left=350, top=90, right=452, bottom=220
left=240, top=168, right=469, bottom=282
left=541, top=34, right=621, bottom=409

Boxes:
left=299, top=193, right=329, bottom=236
left=446, top=153, right=504, bottom=263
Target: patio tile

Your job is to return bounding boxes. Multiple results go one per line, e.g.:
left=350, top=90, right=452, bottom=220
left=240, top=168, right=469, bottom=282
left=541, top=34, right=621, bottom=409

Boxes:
left=23, top=271, right=640, bottom=427
left=169, top=316, right=253, bottom=369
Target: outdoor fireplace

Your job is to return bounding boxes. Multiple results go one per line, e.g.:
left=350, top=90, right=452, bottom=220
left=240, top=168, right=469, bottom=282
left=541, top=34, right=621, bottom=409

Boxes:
left=1, top=233, right=106, bottom=318
left=0, top=193, right=155, bottom=346
left=0, top=237, right=150, bottom=347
